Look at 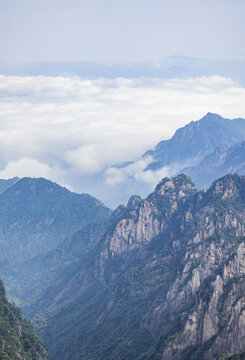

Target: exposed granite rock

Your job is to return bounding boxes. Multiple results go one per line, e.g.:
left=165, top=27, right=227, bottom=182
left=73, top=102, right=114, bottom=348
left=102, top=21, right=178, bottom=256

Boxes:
left=31, top=174, right=245, bottom=360
left=127, top=195, right=142, bottom=209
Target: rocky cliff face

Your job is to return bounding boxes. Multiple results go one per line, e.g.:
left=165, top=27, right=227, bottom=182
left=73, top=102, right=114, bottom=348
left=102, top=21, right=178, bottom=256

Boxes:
left=31, top=174, right=245, bottom=360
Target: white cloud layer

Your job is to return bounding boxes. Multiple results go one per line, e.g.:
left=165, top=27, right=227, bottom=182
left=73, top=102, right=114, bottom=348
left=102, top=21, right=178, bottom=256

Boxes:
left=0, top=158, right=68, bottom=187
left=0, top=74, right=245, bottom=205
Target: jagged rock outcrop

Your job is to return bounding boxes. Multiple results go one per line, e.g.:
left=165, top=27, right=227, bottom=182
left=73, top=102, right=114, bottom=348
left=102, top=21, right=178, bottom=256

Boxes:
left=28, top=174, right=245, bottom=360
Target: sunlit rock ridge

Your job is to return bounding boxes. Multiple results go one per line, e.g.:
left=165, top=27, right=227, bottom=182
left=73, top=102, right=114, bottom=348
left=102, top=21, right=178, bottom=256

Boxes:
left=27, top=173, right=245, bottom=360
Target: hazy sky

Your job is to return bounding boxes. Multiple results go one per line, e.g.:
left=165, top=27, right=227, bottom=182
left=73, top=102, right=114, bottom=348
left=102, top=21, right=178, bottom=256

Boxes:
left=1, top=0, right=245, bottom=63
left=1, top=0, right=245, bottom=206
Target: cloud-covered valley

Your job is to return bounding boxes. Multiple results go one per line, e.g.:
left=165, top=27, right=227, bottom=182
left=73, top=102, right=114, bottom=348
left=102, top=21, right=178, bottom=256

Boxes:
left=0, top=74, right=245, bottom=206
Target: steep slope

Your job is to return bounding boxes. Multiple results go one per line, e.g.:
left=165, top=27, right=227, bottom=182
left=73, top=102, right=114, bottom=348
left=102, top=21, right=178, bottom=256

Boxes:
left=0, top=279, right=48, bottom=360
left=5, top=221, right=109, bottom=308
left=144, top=113, right=245, bottom=171
left=182, top=141, right=245, bottom=189
left=29, top=174, right=245, bottom=360
left=0, top=177, right=111, bottom=264
left=0, top=177, right=19, bottom=195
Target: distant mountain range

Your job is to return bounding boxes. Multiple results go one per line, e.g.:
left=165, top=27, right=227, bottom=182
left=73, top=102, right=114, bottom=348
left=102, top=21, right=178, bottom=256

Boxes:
left=1, top=57, right=245, bottom=86
left=122, top=113, right=245, bottom=198
left=98, top=112, right=245, bottom=206
left=143, top=112, right=245, bottom=171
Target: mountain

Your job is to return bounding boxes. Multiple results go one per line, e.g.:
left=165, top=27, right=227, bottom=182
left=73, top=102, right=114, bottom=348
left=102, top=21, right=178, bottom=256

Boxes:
left=0, top=177, right=19, bottom=195
left=4, top=221, right=109, bottom=309
left=144, top=113, right=245, bottom=171
left=0, top=279, right=48, bottom=359
left=0, top=177, right=111, bottom=264
left=182, top=141, right=245, bottom=189
left=26, top=174, right=245, bottom=360
left=95, top=113, right=245, bottom=207
left=0, top=176, right=111, bottom=315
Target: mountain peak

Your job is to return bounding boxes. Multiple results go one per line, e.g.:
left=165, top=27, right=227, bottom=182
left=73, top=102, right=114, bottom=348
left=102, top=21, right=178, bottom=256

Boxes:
left=127, top=195, right=142, bottom=209
left=19, top=176, right=60, bottom=187
left=0, top=176, right=111, bottom=263
left=154, top=174, right=196, bottom=198
left=208, top=173, right=245, bottom=203
left=6, top=177, right=68, bottom=198
left=201, top=112, right=224, bottom=121
left=143, top=113, right=245, bottom=174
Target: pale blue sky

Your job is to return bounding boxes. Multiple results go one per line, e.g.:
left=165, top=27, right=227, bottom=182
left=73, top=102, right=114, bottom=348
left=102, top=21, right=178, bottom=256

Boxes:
left=1, top=0, right=245, bottom=63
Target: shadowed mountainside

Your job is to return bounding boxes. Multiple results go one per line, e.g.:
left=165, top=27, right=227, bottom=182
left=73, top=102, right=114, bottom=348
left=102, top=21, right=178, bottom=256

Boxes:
left=0, top=177, right=111, bottom=264
left=144, top=113, right=245, bottom=171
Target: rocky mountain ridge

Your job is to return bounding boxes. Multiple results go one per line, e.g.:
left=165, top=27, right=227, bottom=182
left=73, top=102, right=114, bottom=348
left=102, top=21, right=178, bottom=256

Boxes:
left=144, top=113, right=245, bottom=171
left=26, top=174, right=245, bottom=360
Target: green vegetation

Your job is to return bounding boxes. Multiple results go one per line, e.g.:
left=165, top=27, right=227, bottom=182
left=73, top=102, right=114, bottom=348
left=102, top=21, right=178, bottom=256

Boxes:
left=0, top=177, right=111, bottom=264
left=0, top=279, right=48, bottom=360
left=5, top=221, right=109, bottom=313
left=220, top=352, right=245, bottom=360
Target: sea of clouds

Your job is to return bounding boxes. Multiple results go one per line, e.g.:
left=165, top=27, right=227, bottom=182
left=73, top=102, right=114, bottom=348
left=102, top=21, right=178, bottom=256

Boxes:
left=0, top=74, right=245, bottom=206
